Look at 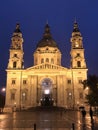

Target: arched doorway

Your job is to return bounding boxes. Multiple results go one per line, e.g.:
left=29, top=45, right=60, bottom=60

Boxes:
left=40, top=78, right=54, bottom=106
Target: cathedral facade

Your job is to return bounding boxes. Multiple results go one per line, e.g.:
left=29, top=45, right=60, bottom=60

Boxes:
left=5, top=22, right=88, bottom=109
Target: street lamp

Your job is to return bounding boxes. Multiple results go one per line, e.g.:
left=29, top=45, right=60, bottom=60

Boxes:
left=0, top=87, right=6, bottom=113
left=2, top=88, right=6, bottom=92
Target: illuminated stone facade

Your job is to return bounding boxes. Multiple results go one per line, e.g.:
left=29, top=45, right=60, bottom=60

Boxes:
left=5, top=22, right=88, bottom=109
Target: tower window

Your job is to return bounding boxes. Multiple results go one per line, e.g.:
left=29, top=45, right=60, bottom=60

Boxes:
left=46, top=58, right=49, bottom=62
left=14, top=54, right=17, bottom=57
left=77, top=53, right=80, bottom=57
left=12, top=79, right=16, bottom=84
left=51, top=58, right=54, bottom=64
left=41, top=58, right=44, bottom=63
left=13, top=61, right=17, bottom=68
left=77, top=61, right=81, bottom=67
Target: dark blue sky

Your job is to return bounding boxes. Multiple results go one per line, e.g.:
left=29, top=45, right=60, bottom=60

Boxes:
left=0, top=0, right=98, bottom=88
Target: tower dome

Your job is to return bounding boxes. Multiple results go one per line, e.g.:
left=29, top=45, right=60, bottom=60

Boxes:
left=37, top=24, right=58, bottom=48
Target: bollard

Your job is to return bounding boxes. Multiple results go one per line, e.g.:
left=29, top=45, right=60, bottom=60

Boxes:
left=72, top=123, right=75, bottom=130
left=34, top=123, right=36, bottom=130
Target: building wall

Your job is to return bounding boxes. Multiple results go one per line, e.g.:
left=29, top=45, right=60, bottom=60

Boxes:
left=5, top=67, right=87, bottom=109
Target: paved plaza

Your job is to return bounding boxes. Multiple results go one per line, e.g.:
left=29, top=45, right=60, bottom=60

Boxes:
left=0, top=107, right=98, bottom=130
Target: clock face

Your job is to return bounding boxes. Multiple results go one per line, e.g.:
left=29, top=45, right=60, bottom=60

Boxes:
left=75, top=41, right=79, bottom=47
left=75, top=44, right=79, bottom=47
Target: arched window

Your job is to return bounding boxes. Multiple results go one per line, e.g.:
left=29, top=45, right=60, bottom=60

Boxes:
left=51, top=58, right=54, bottom=64
left=13, top=61, right=17, bottom=68
left=46, top=58, right=49, bottom=62
left=14, top=54, right=17, bottom=57
left=77, top=61, right=81, bottom=67
left=41, top=58, right=44, bottom=63
left=77, top=53, right=80, bottom=57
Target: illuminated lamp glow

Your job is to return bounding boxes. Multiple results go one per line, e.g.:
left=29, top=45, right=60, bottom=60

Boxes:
left=2, top=87, right=6, bottom=92
left=44, top=89, right=50, bottom=94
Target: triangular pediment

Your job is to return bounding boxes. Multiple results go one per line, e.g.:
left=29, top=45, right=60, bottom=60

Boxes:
left=26, top=63, right=67, bottom=71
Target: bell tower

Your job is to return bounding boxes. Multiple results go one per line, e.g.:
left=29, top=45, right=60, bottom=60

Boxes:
left=8, top=23, right=24, bottom=69
left=70, top=21, right=86, bottom=69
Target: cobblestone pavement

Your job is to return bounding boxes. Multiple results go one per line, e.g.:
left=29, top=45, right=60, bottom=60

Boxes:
left=0, top=108, right=98, bottom=130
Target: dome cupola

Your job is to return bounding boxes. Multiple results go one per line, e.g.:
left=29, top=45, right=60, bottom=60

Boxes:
left=37, top=24, right=58, bottom=48
left=34, top=24, right=61, bottom=66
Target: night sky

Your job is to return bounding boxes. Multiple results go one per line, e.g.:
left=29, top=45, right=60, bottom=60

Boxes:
left=0, top=0, right=98, bottom=88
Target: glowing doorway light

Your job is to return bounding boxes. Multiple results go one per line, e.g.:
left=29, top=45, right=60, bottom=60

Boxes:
left=44, top=89, right=50, bottom=94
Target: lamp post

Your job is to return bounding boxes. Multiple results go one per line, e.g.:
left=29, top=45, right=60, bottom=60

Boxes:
left=0, top=87, right=6, bottom=113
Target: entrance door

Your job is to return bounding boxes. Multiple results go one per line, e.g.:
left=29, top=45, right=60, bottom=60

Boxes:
left=40, top=78, right=54, bottom=106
